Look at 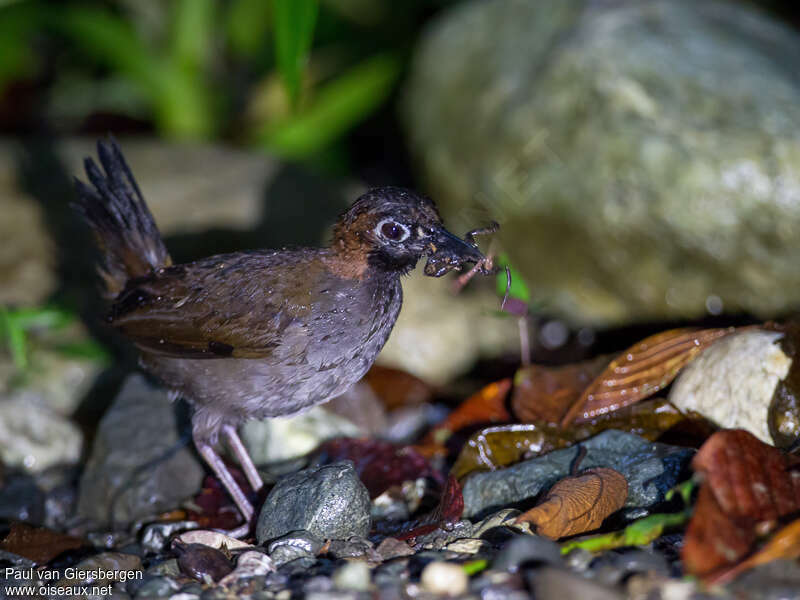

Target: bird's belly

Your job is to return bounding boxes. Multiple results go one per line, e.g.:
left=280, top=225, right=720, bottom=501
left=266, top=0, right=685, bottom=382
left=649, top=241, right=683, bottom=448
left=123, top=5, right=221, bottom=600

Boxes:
left=140, top=279, right=402, bottom=425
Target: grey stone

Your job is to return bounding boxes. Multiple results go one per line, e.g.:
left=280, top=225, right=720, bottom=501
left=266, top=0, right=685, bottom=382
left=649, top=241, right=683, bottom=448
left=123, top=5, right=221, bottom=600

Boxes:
left=493, top=536, right=564, bottom=572
left=462, top=430, right=693, bottom=518
left=257, top=461, right=371, bottom=543
left=404, top=0, right=800, bottom=326
left=267, top=530, right=323, bottom=567
left=530, top=567, right=624, bottom=600
left=77, top=374, right=204, bottom=527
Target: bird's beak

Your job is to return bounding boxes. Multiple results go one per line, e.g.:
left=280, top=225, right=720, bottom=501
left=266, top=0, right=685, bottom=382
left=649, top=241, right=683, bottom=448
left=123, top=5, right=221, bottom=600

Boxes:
left=423, top=227, right=486, bottom=277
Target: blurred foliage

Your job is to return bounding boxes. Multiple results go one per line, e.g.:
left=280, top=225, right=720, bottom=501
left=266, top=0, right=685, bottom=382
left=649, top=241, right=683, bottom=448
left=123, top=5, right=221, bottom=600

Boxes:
left=0, top=304, right=108, bottom=374
left=0, top=0, right=453, bottom=165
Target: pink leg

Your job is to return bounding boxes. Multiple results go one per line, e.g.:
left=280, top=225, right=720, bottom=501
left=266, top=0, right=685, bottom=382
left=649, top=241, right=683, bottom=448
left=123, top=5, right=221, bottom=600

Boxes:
left=222, top=424, right=264, bottom=493
left=196, top=441, right=254, bottom=526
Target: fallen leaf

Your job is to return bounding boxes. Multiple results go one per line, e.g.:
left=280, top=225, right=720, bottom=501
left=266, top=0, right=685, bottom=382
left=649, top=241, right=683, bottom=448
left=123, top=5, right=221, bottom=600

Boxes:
left=451, top=399, right=693, bottom=480
left=708, top=518, right=800, bottom=585
left=364, top=365, right=435, bottom=410
left=317, top=438, right=436, bottom=498
left=561, top=328, right=735, bottom=426
left=450, top=423, right=575, bottom=480
left=515, top=467, right=628, bottom=539
left=396, top=475, right=464, bottom=541
left=560, top=510, right=691, bottom=555
left=512, top=356, right=610, bottom=424
left=692, top=429, right=800, bottom=521
left=421, top=379, right=512, bottom=449
left=0, top=522, right=87, bottom=565
left=682, top=429, right=800, bottom=577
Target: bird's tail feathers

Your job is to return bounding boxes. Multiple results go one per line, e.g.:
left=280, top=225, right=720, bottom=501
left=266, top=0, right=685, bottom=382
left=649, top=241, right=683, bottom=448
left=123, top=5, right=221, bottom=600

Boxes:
left=73, top=138, right=171, bottom=298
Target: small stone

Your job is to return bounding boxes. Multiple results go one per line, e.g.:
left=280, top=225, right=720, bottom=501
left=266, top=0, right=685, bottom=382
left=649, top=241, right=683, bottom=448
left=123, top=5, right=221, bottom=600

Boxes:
left=0, top=473, right=45, bottom=524
left=376, top=537, right=415, bottom=561
left=332, top=560, right=372, bottom=592
left=327, top=537, right=375, bottom=560
left=493, top=536, right=563, bottom=572
left=531, top=567, right=624, bottom=600
left=420, top=561, right=468, bottom=596
left=141, top=521, right=199, bottom=554
left=445, top=538, right=491, bottom=555
left=132, top=575, right=180, bottom=598
left=257, top=462, right=370, bottom=542
left=218, top=550, right=275, bottom=586
left=267, top=530, right=323, bottom=567
left=173, top=542, right=233, bottom=583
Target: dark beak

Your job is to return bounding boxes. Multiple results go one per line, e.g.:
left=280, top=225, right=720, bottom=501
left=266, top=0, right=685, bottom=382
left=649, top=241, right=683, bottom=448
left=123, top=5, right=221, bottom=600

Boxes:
left=423, top=227, right=486, bottom=277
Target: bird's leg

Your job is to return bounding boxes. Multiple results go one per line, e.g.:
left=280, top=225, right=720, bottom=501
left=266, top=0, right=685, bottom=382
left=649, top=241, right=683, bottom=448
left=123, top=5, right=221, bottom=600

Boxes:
left=195, top=439, right=254, bottom=524
left=222, top=424, right=264, bottom=493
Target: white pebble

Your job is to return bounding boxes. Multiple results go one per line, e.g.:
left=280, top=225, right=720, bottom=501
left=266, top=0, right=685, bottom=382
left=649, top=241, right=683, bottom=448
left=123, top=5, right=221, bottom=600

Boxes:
left=421, top=561, right=468, bottom=596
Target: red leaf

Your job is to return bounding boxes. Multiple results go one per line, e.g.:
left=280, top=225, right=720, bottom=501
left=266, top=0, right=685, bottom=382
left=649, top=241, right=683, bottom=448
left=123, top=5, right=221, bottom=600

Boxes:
left=396, top=475, right=464, bottom=541
left=683, top=429, right=800, bottom=577
left=318, top=438, right=436, bottom=498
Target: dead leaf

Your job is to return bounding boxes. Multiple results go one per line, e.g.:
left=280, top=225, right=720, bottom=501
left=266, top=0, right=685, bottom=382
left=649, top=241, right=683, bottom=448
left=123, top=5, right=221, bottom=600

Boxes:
left=451, top=399, right=693, bottom=480
left=422, top=379, right=512, bottom=448
left=708, top=518, right=800, bottom=585
left=450, top=423, right=575, bottom=480
left=364, top=365, right=435, bottom=411
left=682, top=429, right=800, bottom=577
left=512, top=356, right=610, bottom=424
left=0, top=522, right=87, bottom=565
left=515, top=468, right=628, bottom=539
left=317, top=438, right=436, bottom=498
left=561, top=328, right=735, bottom=427
left=396, top=475, right=464, bottom=541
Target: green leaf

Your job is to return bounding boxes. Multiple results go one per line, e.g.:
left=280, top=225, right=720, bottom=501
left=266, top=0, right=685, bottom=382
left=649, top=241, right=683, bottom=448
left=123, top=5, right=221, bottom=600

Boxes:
left=462, top=559, right=488, bottom=575
left=496, top=254, right=531, bottom=303
left=560, top=511, right=691, bottom=555
left=227, top=0, right=273, bottom=58
left=169, top=0, right=215, bottom=73
left=49, top=6, right=214, bottom=138
left=255, top=52, right=400, bottom=158
left=1, top=306, right=28, bottom=370
left=272, top=0, right=318, bottom=106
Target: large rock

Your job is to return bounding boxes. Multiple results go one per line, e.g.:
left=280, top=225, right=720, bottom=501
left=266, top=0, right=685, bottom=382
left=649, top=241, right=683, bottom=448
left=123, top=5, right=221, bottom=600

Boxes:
left=403, top=0, right=800, bottom=326
left=77, top=374, right=204, bottom=527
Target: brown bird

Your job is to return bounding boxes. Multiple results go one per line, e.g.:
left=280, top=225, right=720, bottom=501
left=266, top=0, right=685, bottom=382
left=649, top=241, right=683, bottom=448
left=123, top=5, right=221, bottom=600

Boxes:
left=73, top=139, right=489, bottom=534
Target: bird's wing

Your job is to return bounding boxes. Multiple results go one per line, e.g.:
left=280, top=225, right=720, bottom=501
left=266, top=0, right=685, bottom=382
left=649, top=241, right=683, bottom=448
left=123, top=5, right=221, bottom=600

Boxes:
left=108, top=251, right=322, bottom=359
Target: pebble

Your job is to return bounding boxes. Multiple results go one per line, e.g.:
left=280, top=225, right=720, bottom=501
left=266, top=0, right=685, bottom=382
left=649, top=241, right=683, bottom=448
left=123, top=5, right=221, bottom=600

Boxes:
left=257, top=461, right=371, bottom=542
left=332, top=560, right=372, bottom=592
left=420, top=561, right=468, bottom=596
left=267, top=530, right=323, bottom=567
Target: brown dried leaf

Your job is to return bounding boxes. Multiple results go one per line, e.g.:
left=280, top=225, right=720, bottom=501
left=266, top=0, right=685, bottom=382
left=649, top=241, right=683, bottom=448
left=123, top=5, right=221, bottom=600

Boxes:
left=364, top=365, right=435, bottom=411
left=512, top=356, right=610, bottom=424
left=561, top=328, right=735, bottom=427
left=515, top=468, right=628, bottom=539
left=683, top=429, right=800, bottom=577
left=709, top=518, right=800, bottom=585
left=0, top=522, right=87, bottom=565
left=451, top=399, right=693, bottom=481
left=422, top=379, right=512, bottom=448
left=450, top=423, right=576, bottom=480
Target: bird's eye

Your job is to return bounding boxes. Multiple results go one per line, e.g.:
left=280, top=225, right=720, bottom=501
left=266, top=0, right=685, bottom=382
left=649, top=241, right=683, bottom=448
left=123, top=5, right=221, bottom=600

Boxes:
left=376, top=219, right=410, bottom=242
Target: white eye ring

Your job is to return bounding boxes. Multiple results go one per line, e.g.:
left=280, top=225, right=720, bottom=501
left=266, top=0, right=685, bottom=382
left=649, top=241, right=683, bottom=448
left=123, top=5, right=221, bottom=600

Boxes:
left=375, top=219, right=410, bottom=242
